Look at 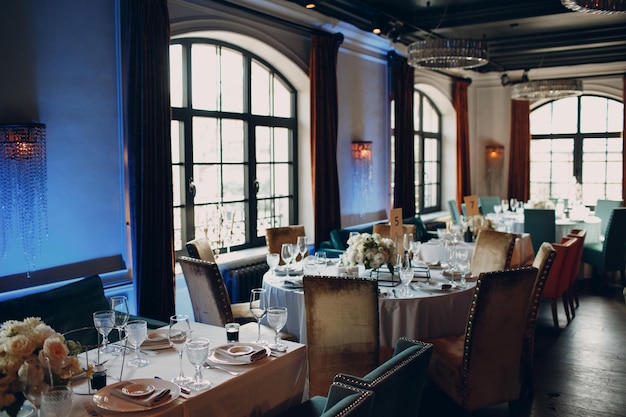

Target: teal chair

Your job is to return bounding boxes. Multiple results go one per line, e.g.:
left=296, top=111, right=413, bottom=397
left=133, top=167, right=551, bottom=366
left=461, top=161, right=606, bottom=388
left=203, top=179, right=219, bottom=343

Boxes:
left=582, top=208, right=626, bottom=288
left=276, top=381, right=375, bottom=417
left=448, top=199, right=462, bottom=224
left=478, top=196, right=501, bottom=214
left=594, top=199, right=622, bottom=236
left=334, top=338, right=433, bottom=417
left=524, top=208, right=556, bottom=255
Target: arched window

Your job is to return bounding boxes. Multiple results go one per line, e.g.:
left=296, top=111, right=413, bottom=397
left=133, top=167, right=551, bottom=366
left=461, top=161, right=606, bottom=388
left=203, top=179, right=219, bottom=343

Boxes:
left=170, top=39, right=298, bottom=255
left=529, top=95, right=623, bottom=206
left=391, top=89, right=442, bottom=214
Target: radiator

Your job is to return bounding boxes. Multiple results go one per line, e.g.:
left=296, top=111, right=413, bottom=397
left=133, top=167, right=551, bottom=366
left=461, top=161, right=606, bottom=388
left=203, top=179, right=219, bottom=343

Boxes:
left=223, top=262, right=269, bottom=303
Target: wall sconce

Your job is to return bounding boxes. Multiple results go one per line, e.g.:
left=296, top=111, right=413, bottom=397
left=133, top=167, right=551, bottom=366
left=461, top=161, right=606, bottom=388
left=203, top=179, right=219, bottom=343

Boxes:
left=352, top=141, right=373, bottom=218
left=0, top=123, right=48, bottom=276
left=485, top=144, right=504, bottom=195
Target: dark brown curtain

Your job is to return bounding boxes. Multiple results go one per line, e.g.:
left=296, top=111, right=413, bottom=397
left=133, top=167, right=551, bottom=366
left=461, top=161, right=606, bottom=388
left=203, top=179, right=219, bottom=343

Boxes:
left=122, top=0, right=175, bottom=322
left=389, top=52, right=415, bottom=216
left=454, top=79, right=471, bottom=205
left=508, top=99, right=531, bottom=202
left=310, top=32, right=343, bottom=248
left=622, top=74, right=625, bottom=205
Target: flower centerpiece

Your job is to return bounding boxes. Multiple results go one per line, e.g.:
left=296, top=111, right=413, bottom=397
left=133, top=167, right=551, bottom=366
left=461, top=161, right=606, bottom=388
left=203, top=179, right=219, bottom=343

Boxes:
left=344, top=232, right=397, bottom=273
left=0, top=317, right=82, bottom=417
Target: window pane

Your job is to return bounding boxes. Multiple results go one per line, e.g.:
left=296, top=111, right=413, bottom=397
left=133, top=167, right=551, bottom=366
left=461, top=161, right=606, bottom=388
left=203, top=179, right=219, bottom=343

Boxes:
left=274, top=77, right=292, bottom=117
left=274, top=128, right=290, bottom=162
left=172, top=166, right=182, bottom=206
left=581, top=96, right=608, bottom=132
left=256, top=126, right=271, bottom=163
left=173, top=207, right=182, bottom=251
left=194, top=165, right=220, bottom=203
left=222, top=164, right=245, bottom=200
left=221, top=48, right=244, bottom=113
left=191, top=44, right=218, bottom=111
left=170, top=44, right=183, bottom=108
left=422, top=98, right=438, bottom=132
left=171, top=120, right=182, bottom=164
left=193, top=117, right=220, bottom=163
left=552, top=97, right=577, bottom=134
left=251, top=60, right=270, bottom=116
left=530, top=104, right=552, bottom=135
left=607, top=100, right=624, bottom=132
left=222, top=119, right=245, bottom=163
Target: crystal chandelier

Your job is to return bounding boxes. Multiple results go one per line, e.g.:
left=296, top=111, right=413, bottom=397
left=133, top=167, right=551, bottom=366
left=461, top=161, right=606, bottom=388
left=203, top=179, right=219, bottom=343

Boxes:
left=511, top=79, right=584, bottom=100
left=561, top=0, right=626, bottom=14
left=0, top=123, right=48, bottom=275
left=408, top=38, right=488, bottom=69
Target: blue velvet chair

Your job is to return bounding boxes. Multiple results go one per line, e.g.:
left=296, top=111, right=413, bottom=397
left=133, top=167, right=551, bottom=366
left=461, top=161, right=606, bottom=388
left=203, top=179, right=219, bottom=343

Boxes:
left=448, top=199, right=462, bottom=224
left=594, top=199, right=622, bottom=237
left=582, top=207, right=626, bottom=288
left=275, top=381, right=375, bottom=417
left=523, top=208, right=556, bottom=255
left=477, top=195, right=501, bottom=214
left=333, top=338, right=433, bottom=417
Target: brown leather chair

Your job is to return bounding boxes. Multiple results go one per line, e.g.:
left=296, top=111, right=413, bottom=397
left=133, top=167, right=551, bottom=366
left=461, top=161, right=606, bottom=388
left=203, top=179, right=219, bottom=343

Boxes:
left=303, top=275, right=380, bottom=398
left=178, top=256, right=296, bottom=342
left=522, top=242, right=556, bottom=399
left=469, top=229, right=516, bottom=276
left=185, top=237, right=216, bottom=262
left=266, top=225, right=306, bottom=264
left=426, top=267, right=538, bottom=412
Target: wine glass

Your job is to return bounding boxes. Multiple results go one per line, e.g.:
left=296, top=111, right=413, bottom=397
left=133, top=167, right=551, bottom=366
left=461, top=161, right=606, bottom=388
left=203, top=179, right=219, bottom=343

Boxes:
left=169, top=314, right=193, bottom=387
left=402, top=233, right=413, bottom=254
left=457, top=248, right=470, bottom=287
left=267, top=307, right=288, bottom=352
left=250, top=288, right=268, bottom=344
left=20, top=358, right=47, bottom=412
left=40, top=386, right=73, bottom=417
left=409, top=240, right=421, bottom=266
left=399, top=253, right=413, bottom=296
left=126, top=320, right=149, bottom=368
left=186, top=338, right=211, bottom=391
left=296, top=236, right=308, bottom=264
left=315, top=252, right=327, bottom=275
left=281, top=243, right=295, bottom=277
left=444, top=241, right=458, bottom=283
left=493, top=204, right=502, bottom=216
left=92, top=310, right=115, bottom=355
left=501, top=199, right=509, bottom=213
left=510, top=198, right=518, bottom=213
left=266, top=253, right=280, bottom=280
left=110, top=296, right=129, bottom=356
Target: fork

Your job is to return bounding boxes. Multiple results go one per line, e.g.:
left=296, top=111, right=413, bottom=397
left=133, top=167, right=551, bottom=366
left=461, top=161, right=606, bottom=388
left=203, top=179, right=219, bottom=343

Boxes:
left=203, top=362, right=240, bottom=376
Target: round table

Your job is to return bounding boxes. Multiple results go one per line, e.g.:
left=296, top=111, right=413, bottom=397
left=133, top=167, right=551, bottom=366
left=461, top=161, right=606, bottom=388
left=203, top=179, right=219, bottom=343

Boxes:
left=262, top=264, right=476, bottom=347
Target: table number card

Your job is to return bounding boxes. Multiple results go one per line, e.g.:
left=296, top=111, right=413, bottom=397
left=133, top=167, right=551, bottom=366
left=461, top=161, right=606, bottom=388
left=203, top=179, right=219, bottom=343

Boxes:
left=463, top=195, right=480, bottom=216
left=390, top=208, right=403, bottom=239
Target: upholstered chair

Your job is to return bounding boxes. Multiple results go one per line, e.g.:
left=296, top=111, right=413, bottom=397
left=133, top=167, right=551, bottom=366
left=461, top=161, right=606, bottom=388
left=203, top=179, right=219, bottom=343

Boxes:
left=178, top=256, right=296, bottom=341
left=477, top=195, right=501, bottom=214
left=541, top=238, right=577, bottom=329
left=594, top=199, right=622, bottom=236
left=266, top=225, right=306, bottom=264
left=469, top=229, right=516, bottom=276
left=426, top=267, right=538, bottom=413
left=303, top=275, right=380, bottom=397
left=275, top=381, right=375, bottom=417
left=523, top=208, right=556, bottom=255
left=582, top=208, right=626, bottom=289
left=521, top=242, right=556, bottom=400
left=565, top=229, right=587, bottom=310
left=334, top=337, right=433, bottom=417
left=448, top=199, right=462, bottom=225
left=185, top=237, right=216, bottom=262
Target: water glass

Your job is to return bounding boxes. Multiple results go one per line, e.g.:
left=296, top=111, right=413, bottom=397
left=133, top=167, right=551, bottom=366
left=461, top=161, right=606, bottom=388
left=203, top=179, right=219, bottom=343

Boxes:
left=314, top=252, right=327, bottom=275
left=110, top=296, right=129, bottom=356
left=169, top=314, right=193, bottom=386
left=186, top=338, right=211, bottom=391
left=40, top=386, right=73, bottom=417
left=266, top=253, right=280, bottom=279
left=296, top=236, right=308, bottom=263
left=281, top=243, right=295, bottom=277
left=250, top=288, right=268, bottom=344
left=93, top=310, right=115, bottom=355
left=399, top=253, right=413, bottom=296
left=126, top=320, right=149, bottom=368
left=267, top=307, right=288, bottom=352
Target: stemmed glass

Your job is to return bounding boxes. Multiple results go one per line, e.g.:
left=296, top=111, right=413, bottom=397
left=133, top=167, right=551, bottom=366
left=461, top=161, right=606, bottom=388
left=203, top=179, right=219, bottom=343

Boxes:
left=444, top=241, right=458, bottom=283
left=296, top=236, right=308, bottom=265
left=402, top=233, right=413, bottom=254
left=399, top=253, right=413, bottom=296
left=169, top=314, right=193, bottom=387
left=110, top=296, right=129, bottom=356
left=457, top=248, right=470, bottom=287
left=409, top=240, right=422, bottom=266
left=93, top=310, right=115, bottom=355
left=501, top=199, right=509, bottom=213
left=186, top=338, right=211, bottom=391
left=266, top=307, right=288, bottom=352
left=126, top=320, right=149, bottom=368
left=250, top=288, right=268, bottom=345
left=281, top=243, right=295, bottom=277
left=493, top=204, right=502, bottom=217
left=315, top=252, right=327, bottom=275
left=266, top=253, right=280, bottom=280
left=510, top=198, right=518, bottom=213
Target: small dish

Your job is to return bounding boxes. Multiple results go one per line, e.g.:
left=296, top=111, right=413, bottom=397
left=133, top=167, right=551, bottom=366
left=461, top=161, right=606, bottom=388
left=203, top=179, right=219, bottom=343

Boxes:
left=122, top=383, right=155, bottom=397
left=226, top=345, right=254, bottom=356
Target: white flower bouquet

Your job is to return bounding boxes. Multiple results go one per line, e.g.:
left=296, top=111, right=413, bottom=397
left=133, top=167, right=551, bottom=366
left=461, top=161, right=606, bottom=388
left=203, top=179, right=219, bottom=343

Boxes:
left=0, top=317, right=82, bottom=417
left=344, top=232, right=397, bottom=271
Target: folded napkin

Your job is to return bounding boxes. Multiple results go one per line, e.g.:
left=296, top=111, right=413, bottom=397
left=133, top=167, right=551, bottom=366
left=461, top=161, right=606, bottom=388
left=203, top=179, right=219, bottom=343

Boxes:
left=109, top=382, right=171, bottom=407
left=283, top=278, right=303, bottom=289
left=215, top=345, right=267, bottom=363
left=142, top=331, right=169, bottom=346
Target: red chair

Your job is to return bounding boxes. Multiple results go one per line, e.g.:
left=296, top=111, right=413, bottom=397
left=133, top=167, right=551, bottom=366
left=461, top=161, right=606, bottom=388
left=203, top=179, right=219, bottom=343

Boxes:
left=564, top=229, right=586, bottom=314
left=542, top=237, right=577, bottom=329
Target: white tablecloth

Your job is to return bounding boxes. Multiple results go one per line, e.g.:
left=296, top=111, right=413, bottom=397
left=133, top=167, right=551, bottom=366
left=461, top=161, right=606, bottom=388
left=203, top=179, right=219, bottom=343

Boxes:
left=500, top=213, right=602, bottom=244
left=65, top=322, right=306, bottom=417
left=263, top=266, right=476, bottom=347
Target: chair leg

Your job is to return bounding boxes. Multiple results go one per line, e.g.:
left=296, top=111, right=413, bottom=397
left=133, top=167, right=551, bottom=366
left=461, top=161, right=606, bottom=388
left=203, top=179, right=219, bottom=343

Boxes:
left=562, top=294, right=572, bottom=323
left=571, top=280, right=579, bottom=308
left=551, top=300, right=560, bottom=329
left=567, top=289, right=575, bottom=319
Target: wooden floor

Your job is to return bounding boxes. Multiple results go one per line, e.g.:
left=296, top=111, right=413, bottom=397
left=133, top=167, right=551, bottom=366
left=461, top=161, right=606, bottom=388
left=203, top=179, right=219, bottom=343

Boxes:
left=418, top=279, right=626, bottom=417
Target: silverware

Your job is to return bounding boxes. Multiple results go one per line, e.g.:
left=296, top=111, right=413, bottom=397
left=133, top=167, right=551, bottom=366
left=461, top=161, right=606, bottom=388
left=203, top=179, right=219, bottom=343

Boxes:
left=203, top=362, right=240, bottom=376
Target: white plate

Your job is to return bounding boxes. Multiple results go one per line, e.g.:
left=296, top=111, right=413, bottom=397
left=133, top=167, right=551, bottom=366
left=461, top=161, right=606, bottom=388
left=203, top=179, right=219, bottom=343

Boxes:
left=92, top=378, right=179, bottom=412
left=141, top=331, right=171, bottom=350
left=209, top=342, right=270, bottom=365
left=122, top=383, right=155, bottom=397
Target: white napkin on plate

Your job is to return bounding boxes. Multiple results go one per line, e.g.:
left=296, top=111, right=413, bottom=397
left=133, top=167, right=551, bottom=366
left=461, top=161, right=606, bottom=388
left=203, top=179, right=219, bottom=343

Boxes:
left=214, top=345, right=267, bottom=363
left=109, top=381, right=171, bottom=407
